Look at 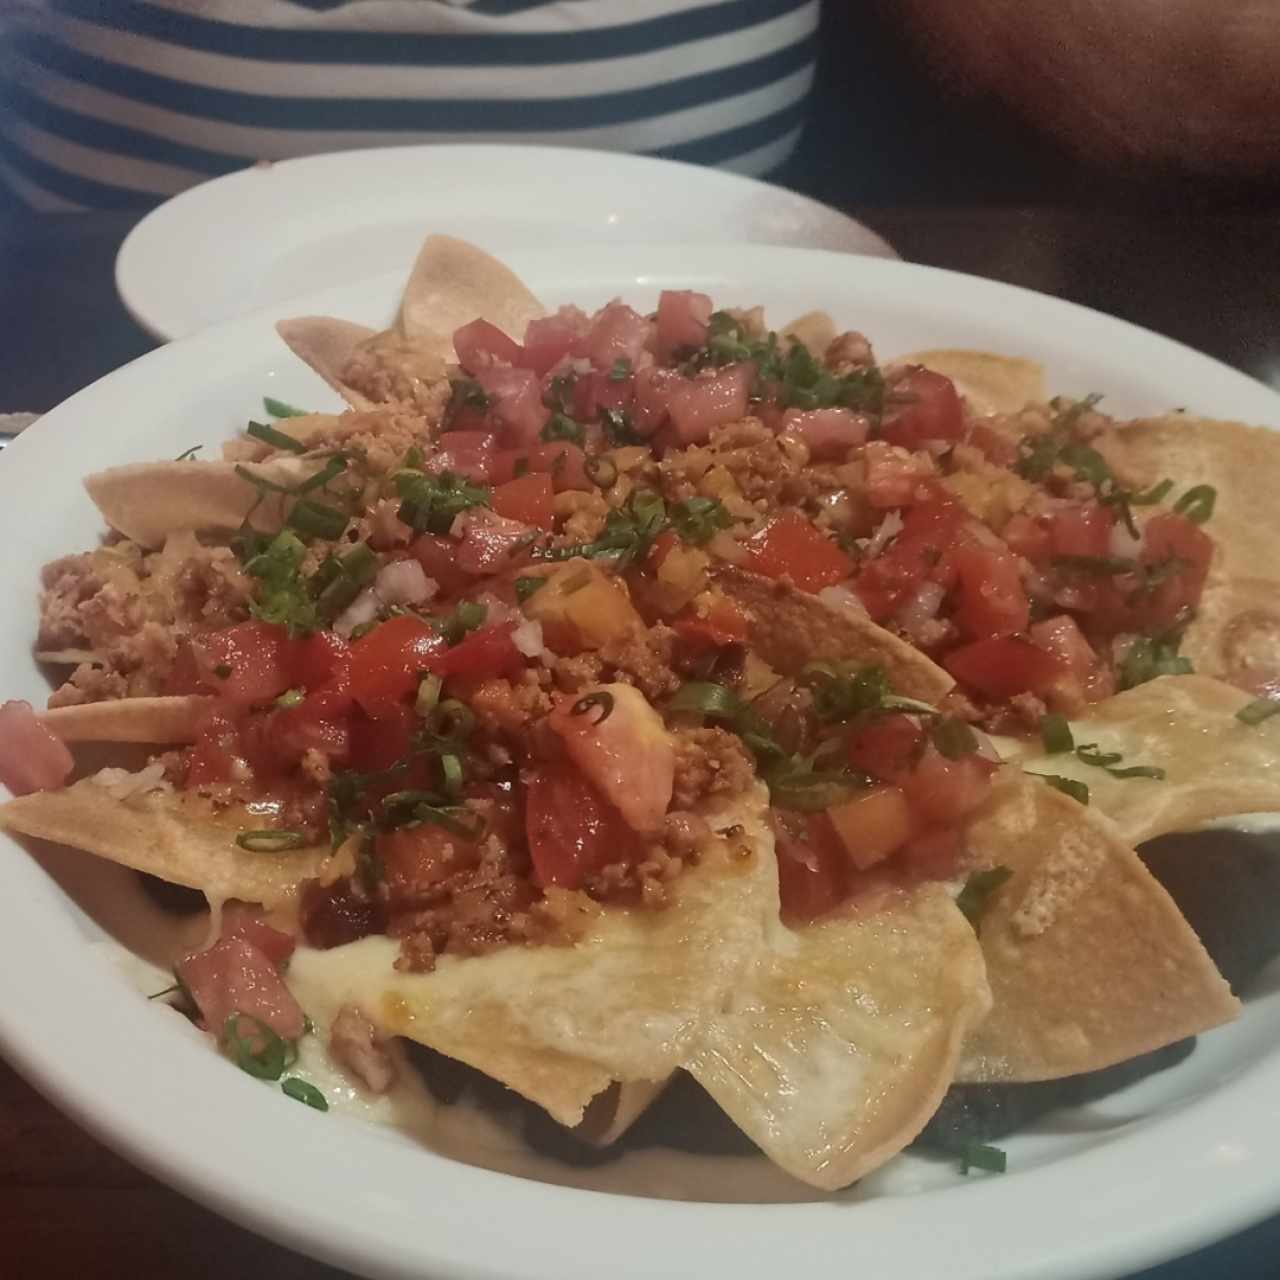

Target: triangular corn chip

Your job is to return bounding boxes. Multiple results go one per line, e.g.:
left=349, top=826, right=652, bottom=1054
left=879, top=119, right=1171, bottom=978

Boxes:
left=84, top=457, right=325, bottom=548
left=397, top=234, right=544, bottom=345
left=896, top=350, right=1046, bottom=416
left=274, top=318, right=379, bottom=409
left=957, top=769, right=1238, bottom=1083
left=1005, top=675, right=1280, bottom=846
left=688, top=883, right=990, bottom=1190
left=712, top=565, right=954, bottom=703
left=1097, top=416, right=1280, bottom=693
left=291, top=790, right=777, bottom=1128
left=40, top=696, right=212, bottom=744
left=0, top=773, right=328, bottom=907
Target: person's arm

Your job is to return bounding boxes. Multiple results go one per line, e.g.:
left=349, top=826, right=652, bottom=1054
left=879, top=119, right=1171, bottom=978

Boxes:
left=890, top=0, right=1280, bottom=175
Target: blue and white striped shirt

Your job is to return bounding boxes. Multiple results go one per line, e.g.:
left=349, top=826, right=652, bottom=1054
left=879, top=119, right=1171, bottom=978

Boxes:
left=0, top=0, right=820, bottom=209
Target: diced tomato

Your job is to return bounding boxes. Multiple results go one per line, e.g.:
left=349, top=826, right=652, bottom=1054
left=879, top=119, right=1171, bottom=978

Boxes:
left=574, top=302, right=651, bottom=371
left=1132, top=512, right=1214, bottom=630
left=1049, top=502, right=1113, bottom=559
left=968, top=422, right=1019, bottom=466
left=191, top=621, right=294, bottom=708
left=490, top=442, right=591, bottom=492
left=655, top=289, right=713, bottom=360
left=825, top=785, right=916, bottom=870
left=899, top=745, right=995, bottom=825
left=289, top=631, right=351, bottom=693
left=1029, top=614, right=1115, bottom=708
left=1002, top=513, right=1052, bottom=563
left=186, top=711, right=249, bottom=786
left=772, top=809, right=848, bottom=923
left=378, top=822, right=481, bottom=906
left=899, top=826, right=963, bottom=880
left=881, top=367, right=965, bottom=450
left=408, top=533, right=475, bottom=597
left=163, top=641, right=206, bottom=696
left=524, top=763, right=644, bottom=890
left=671, top=597, right=750, bottom=654
left=632, top=366, right=682, bottom=436
left=943, top=635, right=1068, bottom=700
left=572, top=368, right=635, bottom=422
left=453, top=318, right=525, bottom=374
left=432, top=622, right=524, bottom=680
left=177, top=935, right=305, bottom=1042
left=666, top=364, right=752, bottom=445
left=521, top=311, right=584, bottom=376
left=423, top=429, right=497, bottom=484
left=349, top=614, right=448, bottom=719
left=951, top=538, right=1031, bottom=639
left=846, top=712, right=925, bottom=782
left=862, top=440, right=938, bottom=510
left=490, top=472, right=554, bottom=530
left=454, top=508, right=533, bottom=576
left=0, top=700, right=74, bottom=795
left=744, top=510, right=854, bottom=593
left=547, top=684, right=674, bottom=833
left=348, top=701, right=417, bottom=775
left=263, top=708, right=351, bottom=767
left=853, top=495, right=967, bottom=619
left=219, top=903, right=296, bottom=968
left=779, top=407, right=870, bottom=459
left=475, top=365, right=548, bottom=447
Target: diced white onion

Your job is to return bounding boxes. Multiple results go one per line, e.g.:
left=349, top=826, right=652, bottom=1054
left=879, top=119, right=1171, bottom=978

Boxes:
left=89, top=762, right=171, bottom=799
left=333, top=587, right=380, bottom=639
left=817, top=585, right=870, bottom=617
left=864, top=509, right=904, bottom=559
left=511, top=618, right=545, bottom=657
left=1109, top=519, right=1144, bottom=559
left=896, top=581, right=946, bottom=641
left=374, top=559, right=435, bottom=606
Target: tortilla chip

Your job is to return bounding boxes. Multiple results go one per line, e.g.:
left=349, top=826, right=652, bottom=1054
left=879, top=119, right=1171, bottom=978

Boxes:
left=40, top=696, right=212, bottom=744
left=0, top=773, right=327, bottom=907
left=1097, top=416, right=1280, bottom=695
left=1007, top=675, right=1280, bottom=846
left=398, top=234, right=544, bottom=346
left=293, top=790, right=778, bottom=1129
left=688, top=884, right=990, bottom=1190
left=84, top=457, right=323, bottom=548
left=957, top=769, right=1238, bottom=1083
left=574, top=1080, right=670, bottom=1147
left=275, top=318, right=381, bottom=409
left=713, top=566, right=954, bottom=703
left=898, top=350, right=1046, bottom=416
left=781, top=311, right=836, bottom=356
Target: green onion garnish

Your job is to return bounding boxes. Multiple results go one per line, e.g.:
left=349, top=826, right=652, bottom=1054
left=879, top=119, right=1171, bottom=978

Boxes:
left=263, top=396, right=309, bottom=419
left=1032, top=774, right=1090, bottom=805
left=669, top=496, right=732, bottom=546
left=1129, top=478, right=1174, bottom=506
left=440, top=752, right=463, bottom=798
left=571, top=690, right=615, bottom=724
left=415, top=673, right=442, bottom=717
left=235, top=830, right=309, bottom=852
left=608, top=358, right=632, bottom=382
left=959, top=1141, right=1007, bottom=1175
left=221, top=1013, right=291, bottom=1081
left=247, top=419, right=307, bottom=453
left=541, top=412, right=585, bottom=446
left=668, top=681, right=748, bottom=720
left=281, top=1077, right=329, bottom=1111
left=1237, top=697, right=1280, bottom=726
left=276, top=687, right=304, bottom=709
left=288, top=499, right=348, bottom=540
left=175, top=444, right=202, bottom=461
left=1075, top=743, right=1123, bottom=769
left=955, top=866, right=1013, bottom=933
left=1040, top=712, right=1074, bottom=755
left=1173, top=484, right=1216, bottom=525
left=930, top=718, right=979, bottom=760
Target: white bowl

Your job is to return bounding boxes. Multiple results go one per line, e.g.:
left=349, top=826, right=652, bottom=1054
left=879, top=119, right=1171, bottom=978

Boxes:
left=5, top=243, right=1280, bottom=1280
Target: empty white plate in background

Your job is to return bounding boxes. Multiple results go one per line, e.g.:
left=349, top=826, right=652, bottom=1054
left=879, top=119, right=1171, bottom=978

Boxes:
left=115, top=144, right=897, bottom=341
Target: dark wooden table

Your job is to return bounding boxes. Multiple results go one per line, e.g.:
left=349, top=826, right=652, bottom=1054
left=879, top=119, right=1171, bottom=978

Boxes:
left=2, top=206, right=1280, bottom=1280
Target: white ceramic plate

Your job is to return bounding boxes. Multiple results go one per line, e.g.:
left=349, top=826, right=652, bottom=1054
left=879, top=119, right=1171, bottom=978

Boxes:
left=5, top=244, right=1280, bottom=1280
left=115, top=144, right=897, bottom=341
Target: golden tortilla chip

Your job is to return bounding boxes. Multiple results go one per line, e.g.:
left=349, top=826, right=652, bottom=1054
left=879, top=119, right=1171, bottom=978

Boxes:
left=398, top=234, right=544, bottom=345
left=713, top=566, right=954, bottom=703
left=293, top=791, right=778, bottom=1128
left=1007, top=675, right=1280, bottom=846
left=84, top=457, right=324, bottom=548
left=274, top=318, right=379, bottom=409
left=573, top=1080, right=669, bottom=1147
left=1098, top=416, right=1280, bottom=695
left=40, top=696, right=212, bottom=744
left=0, top=773, right=327, bottom=907
left=689, top=884, right=990, bottom=1190
left=781, top=311, right=836, bottom=356
left=898, top=349, right=1046, bottom=416
left=957, top=769, right=1238, bottom=1083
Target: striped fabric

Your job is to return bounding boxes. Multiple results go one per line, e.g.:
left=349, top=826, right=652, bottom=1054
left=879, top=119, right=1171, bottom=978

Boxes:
left=0, top=0, right=820, bottom=210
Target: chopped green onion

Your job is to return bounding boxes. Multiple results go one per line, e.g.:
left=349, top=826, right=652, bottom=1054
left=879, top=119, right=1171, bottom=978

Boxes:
left=221, top=1013, right=290, bottom=1081
left=1237, top=697, right=1280, bottom=726
left=437, top=600, right=487, bottom=645
left=1074, top=743, right=1123, bottom=769
left=1039, top=712, right=1074, bottom=755
left=1172, top=484, right=1216, bottom=525
left=1129, top=478, right=1174, bottom=506
left=955, top=866, right=1013, bottom=932
left=281, top=1077, right=329, bottom=1111
left=1032, top=773, right=1090, bottom=805
left=440, top=752, right=463, bottom=798
left=235, top=830, right=310, bottom=852
left=246, top=419, right=308, bottom=453
left=294, top=454, right=349, bottom=495
left=959, top=1141, right=1007, bottom=1175
left=571, top=690, right=615, bottom=723
left=1118, top=633, right=1193, bottom=691
left=276, top=687, right=304, bottom=709
left=424, top=699, right=475, bottom=744
left=288, top=499, right=348, bottom=540
left=542, top=412, right=585, bottom=446
left=175, top=444, right=202, bottom=461
left=609, top=358, right=632, bottom=382
left=930, top=718, right=979, bottom=759
left=668, top=682, right=748, bottom=720
left=415, top=673, right=442, bottom=717
left=1106, top=764, right=1167, bottom=780
left=395, top=468, right=490, bottom=535
left=515, top=576, right=547, bottom=604
left=669, top=496, right=732, bottom=546
left=263, top=396, right=309, bottom=419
